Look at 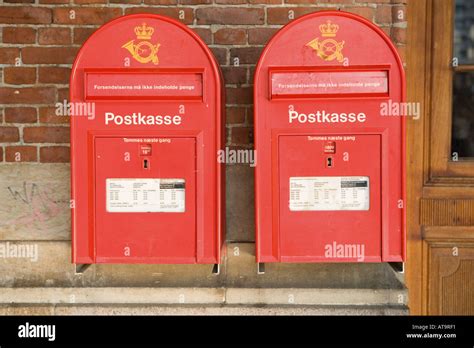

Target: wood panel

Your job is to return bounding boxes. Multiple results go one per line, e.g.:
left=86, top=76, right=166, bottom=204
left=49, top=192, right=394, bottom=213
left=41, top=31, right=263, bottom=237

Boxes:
left=420, top=199, right=474, bottom=226
left=423, top=227, right=474, bottom=315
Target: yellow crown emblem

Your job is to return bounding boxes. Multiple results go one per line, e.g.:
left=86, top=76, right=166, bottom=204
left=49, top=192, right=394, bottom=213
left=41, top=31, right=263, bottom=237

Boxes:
left=134, top=23, right=154, bottom=40
left=319, top=20, right=339, bottom=37
left=306, top=19, right=345, bottom=63
left=123, top=23, right=160, bottom=65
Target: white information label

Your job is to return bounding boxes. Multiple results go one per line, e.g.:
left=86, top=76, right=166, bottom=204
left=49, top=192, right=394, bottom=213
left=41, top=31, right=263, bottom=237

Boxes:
left=289, top=176, right=370, bottom=211
left=106, top=178, right=185, bottom=213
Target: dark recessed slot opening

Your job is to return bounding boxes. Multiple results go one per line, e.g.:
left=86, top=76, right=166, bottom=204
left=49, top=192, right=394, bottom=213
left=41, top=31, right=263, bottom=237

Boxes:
left=327, top=157, right=333, bottom=168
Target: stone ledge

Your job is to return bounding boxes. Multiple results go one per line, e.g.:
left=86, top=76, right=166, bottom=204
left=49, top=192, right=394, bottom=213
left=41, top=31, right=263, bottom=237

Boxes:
left=0, top=303, right=408, bottom=316
left=0, top=287, right=407, bottom=306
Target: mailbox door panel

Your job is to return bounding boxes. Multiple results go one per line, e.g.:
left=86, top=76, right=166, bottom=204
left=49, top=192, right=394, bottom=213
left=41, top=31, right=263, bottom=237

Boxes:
left=94, top=137, right=196, bottom=263
left=278, top=134, right=381, bottom=262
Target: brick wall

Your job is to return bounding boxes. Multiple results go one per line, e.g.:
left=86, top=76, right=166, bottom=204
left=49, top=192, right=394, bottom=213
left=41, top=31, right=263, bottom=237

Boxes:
left=0, top=0, right=407, bottom=163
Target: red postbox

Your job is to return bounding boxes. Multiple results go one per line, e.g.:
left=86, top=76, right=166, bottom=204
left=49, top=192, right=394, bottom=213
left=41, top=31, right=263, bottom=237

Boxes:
left=70, top=14, right=225, bottom=266
left=254, top=11, right=405, bottom=266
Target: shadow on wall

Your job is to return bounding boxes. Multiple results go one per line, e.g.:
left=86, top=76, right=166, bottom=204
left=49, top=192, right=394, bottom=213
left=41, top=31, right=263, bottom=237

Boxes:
left=226, top=164, right=255, bottom=242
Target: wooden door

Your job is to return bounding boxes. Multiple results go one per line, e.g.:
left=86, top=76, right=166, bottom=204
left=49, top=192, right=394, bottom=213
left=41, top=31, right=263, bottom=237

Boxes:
left=407, top=0, right=474, bottom=315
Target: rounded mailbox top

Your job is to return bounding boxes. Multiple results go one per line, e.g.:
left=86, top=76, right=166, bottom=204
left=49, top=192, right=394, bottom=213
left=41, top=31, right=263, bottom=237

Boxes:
left=255, top=10, right=404, bottom=84
left=70, top=14, right=221, bottom=87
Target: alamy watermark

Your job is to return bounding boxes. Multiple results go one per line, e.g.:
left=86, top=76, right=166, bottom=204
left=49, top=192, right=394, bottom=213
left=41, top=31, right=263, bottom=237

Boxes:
left=55, top=100, right=95, bottom=120
left=380, top=100, right=420, bottom=120
left=18, top=322, right=55, bottom=341
left=325, top=241, right=365, bottom=262
left=0, top=242, right=38, bottom=262
left=217, top=147, right=257, bottom=167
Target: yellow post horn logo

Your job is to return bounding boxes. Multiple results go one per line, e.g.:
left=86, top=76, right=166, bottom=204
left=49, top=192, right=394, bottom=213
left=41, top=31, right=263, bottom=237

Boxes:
left=306, top=20, right=345, bottom=63
left=122, top=23, right=160, bottom=65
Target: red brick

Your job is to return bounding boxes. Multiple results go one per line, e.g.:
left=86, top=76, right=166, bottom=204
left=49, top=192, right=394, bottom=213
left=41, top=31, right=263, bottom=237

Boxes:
left=57, top=88, right=69, bottom=102
left=396, top=44, right=406, bottom=63
left=53, top=8, right=122, bottom=25
left=125, top=8, right=194, bottom=25
left=40, top=146, right=70, bottom=162
left=248, top=28, right=279, bottom=45
left=74, top=0, right=107, bottom=3
left=24, top=127, right=69, bottom=143
left=0, top=48, right=20, bottom=64
left=143, top=0, right=177, bottom=4
left=392, top=5, right=406, bottom=23
left=0, top=127, right=20, bottom=142
left=267, top=7, right=324, bottom=24
left=210, top=47, right=228, bottom=65
left=22, top=47, right=79, bottom=64
left=6, top=146, right=37, bottom=162
left=249, top=67, right=257, bottom=84
left=214, top=28, right=247, bottom=45
left=230, top=47, right=263, bottom=65
left=226, top=87, right=252, bottom=104
left=391, top=27, right=406, bottom=44
left=231, top=127, right=253, bottom=145
left=249, top=0, right=281, bottom=3
left=226, top=107, right=246, bottom=124
left=0, top=147, right=3, bottom=162
left=73, top=27, right=97, bottom=45
left=4, top=67, right=36, bottom=85
left=38, top=27, right=71, bottom=45
left=197, top=8, right=264, bottom=25
left=375, top=5, right=392, bottom=24
left=39, top=107, right=70, bottom=124
left=246, top=107, right=254, bottom=124
left=4, top=107, right=37, bottom=123
left=290, top=0, right=352, bottom=3
left=381, top=26, right=391, bottom=37
left=39, top=67, right=71, bottom=84
left=40, top=0, right=69, bottom=3
left=215, top=0, right=245, bottom=3
left=225, top=128, right=231, bottom=145
left=222, top=67, right=248, bottom=85
left=344, top=7, right=375, bottom=21
left=4, top=0, right=35, bottom=3
left=0, top=7, right=52, bottom=24
left=180, top=0, right=210, bottom=4
left=3, top=27, right=36, bottom=44
left=0, top=88, right=56, bottom=104
left=191, top=27, right=212, bottom=44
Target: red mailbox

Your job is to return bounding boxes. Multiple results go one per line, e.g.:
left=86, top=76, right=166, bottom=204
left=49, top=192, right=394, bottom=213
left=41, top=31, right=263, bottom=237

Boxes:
left=70, top=14, right=225, bottom=266
left=254, top=11, right=405, bottom=265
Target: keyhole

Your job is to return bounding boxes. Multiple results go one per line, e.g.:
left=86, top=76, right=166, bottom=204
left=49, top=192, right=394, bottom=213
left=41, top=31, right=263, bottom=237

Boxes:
left=326, top=157, right=333, bottom=168
left=143, top=159, right=149, bottom=169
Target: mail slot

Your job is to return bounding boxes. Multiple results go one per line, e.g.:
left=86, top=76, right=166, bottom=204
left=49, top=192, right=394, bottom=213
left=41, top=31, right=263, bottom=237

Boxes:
left=70, top=14, right=225, bottom=265
left=254, top=11, right=406, bottom=264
